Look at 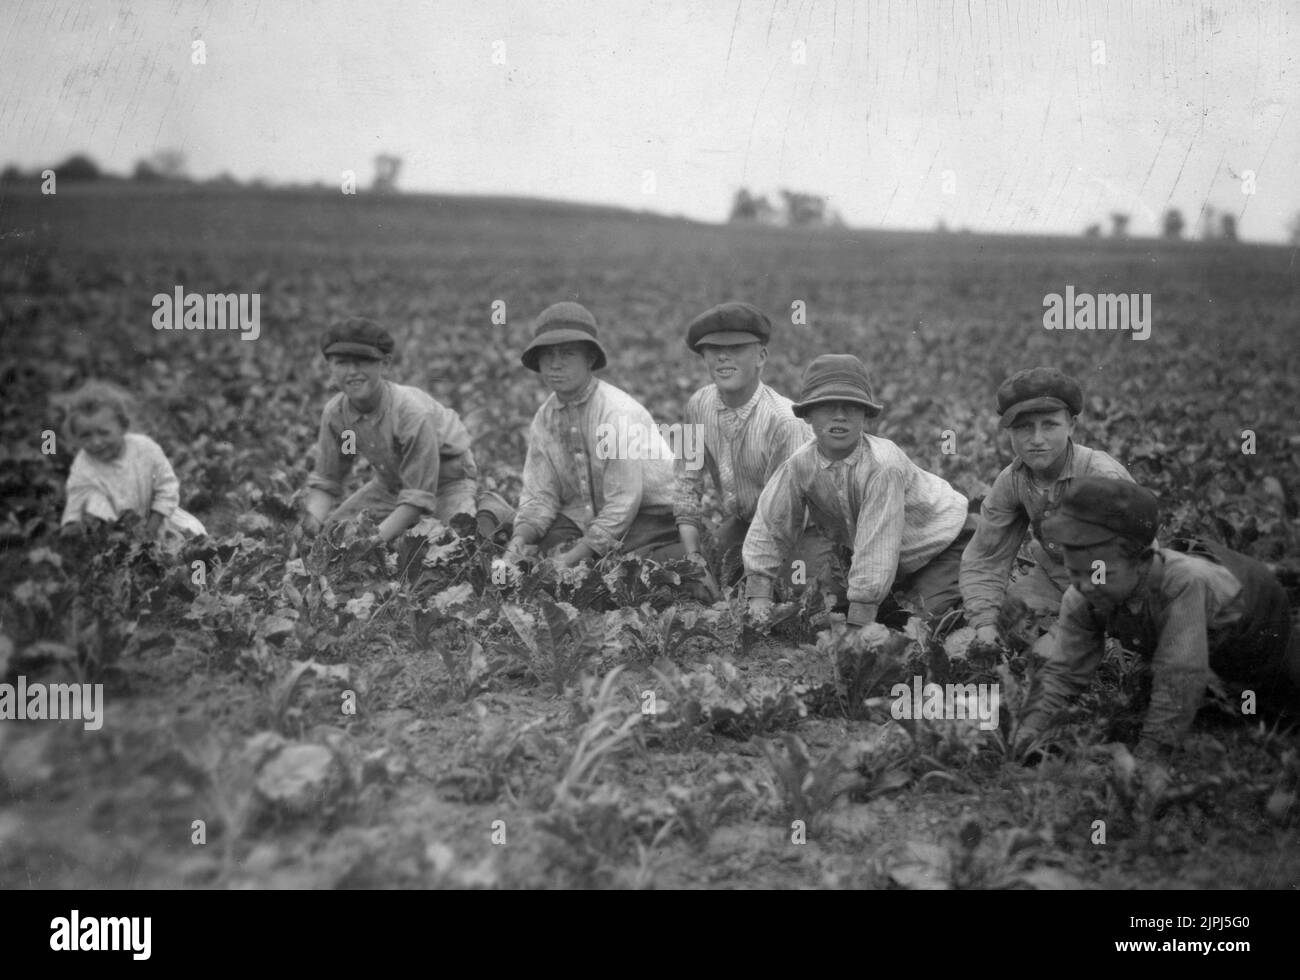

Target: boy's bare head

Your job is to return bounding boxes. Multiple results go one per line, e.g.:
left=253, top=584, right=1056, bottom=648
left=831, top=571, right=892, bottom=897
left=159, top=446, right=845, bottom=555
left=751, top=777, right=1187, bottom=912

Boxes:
left=1060, top=536, right=1154, bottom=614
left=60, top=381, right=133, bottom=462
left=1008, top=408, right=1076, bottom=477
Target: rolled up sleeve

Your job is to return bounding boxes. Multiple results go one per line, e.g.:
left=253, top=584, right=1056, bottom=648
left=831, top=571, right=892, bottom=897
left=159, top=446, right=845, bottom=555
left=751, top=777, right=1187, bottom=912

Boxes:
left=673, top=399, right=707, bottom=529
left=584, top=415, right=643, bottom=554
left=306, top=404, right=351, bottom=499
left=845, top=467, right=906, bottom=613
left=960, top=468, right=1029, bottom=628
left=514, top=416, right=562, bottom=543
left=393, top=413, right=443, bottom=513
left=1020, top=590, right=1106, bottom=733
left=1141, top=578, right=1212, bottom=752
left=744, top=461, right=804, bottom=600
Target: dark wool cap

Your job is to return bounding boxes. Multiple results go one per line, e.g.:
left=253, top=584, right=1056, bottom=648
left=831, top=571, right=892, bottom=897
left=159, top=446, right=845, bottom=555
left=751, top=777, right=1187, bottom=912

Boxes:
left=685, top=301, right=772, bottom=354
left=791, top=354, right=884, bottom=419
left=520, top=302, right=609, bottom=372
left=996, top=367, right=1083, bottom=428
left=1042, top=477, right=1159, bottom=547
left=321, top=317, right=395, bottom=360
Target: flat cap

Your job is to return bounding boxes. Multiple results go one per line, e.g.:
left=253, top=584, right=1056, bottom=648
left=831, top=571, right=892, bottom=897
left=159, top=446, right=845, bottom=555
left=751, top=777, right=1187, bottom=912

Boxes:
left=996, top=367, right=1083, bottom=428
left=791, top=354, right=883, bottom=419
left=321, top=317, right=395, bottom=360
left=685, top=301, right=772, bottom=354
left=520, top=302, right=609, bottom=372
left=1042, top=477, right=1159, bottom=547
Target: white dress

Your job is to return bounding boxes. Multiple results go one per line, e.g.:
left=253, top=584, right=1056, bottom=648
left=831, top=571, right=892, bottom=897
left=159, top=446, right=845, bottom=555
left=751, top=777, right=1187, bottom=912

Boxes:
left=62, top=432, right=206, bottom=544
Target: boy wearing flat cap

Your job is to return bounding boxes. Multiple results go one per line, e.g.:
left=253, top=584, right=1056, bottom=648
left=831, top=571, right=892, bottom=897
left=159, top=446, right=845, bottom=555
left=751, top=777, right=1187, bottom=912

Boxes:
left=961, top=367, right=1132, bottom=646
left=302, top=317, right=479, bottom=543
left=675, top=301, right=816, bottom=595
left=1017, top=477, right=1300, bottom=759
left=505, top=302, right=682, bottom=568
left=744, top=354, right=971, bottom=629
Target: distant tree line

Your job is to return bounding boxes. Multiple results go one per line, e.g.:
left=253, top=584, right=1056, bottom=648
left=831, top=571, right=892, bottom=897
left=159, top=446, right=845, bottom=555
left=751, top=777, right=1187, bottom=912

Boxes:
left=1084, top=207, right=1241, bottom=242
left=1, top=152, right=406, bottom=192
left=729, top=188, right=846, bottom=229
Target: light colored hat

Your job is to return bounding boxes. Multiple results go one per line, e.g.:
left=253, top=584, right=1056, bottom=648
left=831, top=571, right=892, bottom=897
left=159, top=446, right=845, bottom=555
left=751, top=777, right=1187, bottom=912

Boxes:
left=791, top=354, right=883, bottom=418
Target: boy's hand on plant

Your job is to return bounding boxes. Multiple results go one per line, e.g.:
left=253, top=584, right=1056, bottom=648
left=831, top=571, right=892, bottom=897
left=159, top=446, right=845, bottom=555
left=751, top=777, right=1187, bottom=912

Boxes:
left=746, top=596, right=774, bottom=631
left=688, top=552, right=721, bottom=601
left=301, top=513, right=323, bottom=537
left=1013, top=725, right=1048, bottom=765
left=60, top=521, right=86, bottom=539
left=974, top=625, right=1002, bottom=648
left=1136, top=758, right=1171, bottom=809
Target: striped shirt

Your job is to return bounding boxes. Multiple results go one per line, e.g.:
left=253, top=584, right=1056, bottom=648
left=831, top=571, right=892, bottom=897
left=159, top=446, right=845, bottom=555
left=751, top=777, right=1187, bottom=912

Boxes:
left=674, top=382, right=811, bottom=527
left=744, top=434, right=968, bottom=621
left=307, top=380, right=475, bottom=514
left=515, top=377, right=676, bottom=555
left=959, top=442, right=1132, bottom=628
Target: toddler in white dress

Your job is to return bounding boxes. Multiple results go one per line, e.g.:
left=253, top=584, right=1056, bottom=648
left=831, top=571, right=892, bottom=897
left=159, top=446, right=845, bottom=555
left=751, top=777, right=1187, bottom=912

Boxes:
left=59, top=381, right=206, bottom=546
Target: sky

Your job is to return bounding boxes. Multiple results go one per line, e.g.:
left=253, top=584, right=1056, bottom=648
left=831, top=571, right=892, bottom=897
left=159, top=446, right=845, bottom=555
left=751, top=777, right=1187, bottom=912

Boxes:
left=2, top=0, right=1297, bottom=241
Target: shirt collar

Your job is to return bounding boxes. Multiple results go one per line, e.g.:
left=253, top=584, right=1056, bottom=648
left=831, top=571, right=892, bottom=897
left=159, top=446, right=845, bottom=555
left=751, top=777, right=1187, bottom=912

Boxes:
left=714, top=383, right=764, bottom=420
left=341, top=380, right=392, bottom=425
left=816, top=435, right=867, bottom=469
left=1130, top=551, right=1163, bottom=610
left=556, top=376, right=600, bottom=408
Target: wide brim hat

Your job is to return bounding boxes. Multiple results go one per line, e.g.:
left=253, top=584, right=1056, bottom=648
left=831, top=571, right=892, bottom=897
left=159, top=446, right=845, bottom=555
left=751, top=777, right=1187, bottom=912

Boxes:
left=521, top=301, right=608, bottom=372
left=791, top=353, right=884, bottom=419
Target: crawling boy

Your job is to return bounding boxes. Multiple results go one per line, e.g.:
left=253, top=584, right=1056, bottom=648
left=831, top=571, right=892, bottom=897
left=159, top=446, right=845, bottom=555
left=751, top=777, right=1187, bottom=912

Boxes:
left=743, top=354, right=972, bottom=628
left=1017, top=477, right=1300, bottom=759
left=961, top=367, right=1132, bottom=646
left=302, top=318, right=479, bottom=543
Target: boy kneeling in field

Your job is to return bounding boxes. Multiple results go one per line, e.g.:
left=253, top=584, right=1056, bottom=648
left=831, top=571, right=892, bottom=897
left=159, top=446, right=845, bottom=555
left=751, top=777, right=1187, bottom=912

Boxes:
left=302, top=318, right=480, bottom=543
left=961, top=367, right=1132, bottom=646
left=503, top=302, right=683, bottom=569
left=1016, top=477, right=1300, bottom=760
left=743, top=354, right=973, bottom=630
left=673, top=301, right=817, bottom=599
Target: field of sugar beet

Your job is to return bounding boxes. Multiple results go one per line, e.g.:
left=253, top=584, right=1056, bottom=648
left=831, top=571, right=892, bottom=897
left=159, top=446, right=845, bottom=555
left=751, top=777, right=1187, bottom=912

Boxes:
left=1, top=182, right=1298, bottom=889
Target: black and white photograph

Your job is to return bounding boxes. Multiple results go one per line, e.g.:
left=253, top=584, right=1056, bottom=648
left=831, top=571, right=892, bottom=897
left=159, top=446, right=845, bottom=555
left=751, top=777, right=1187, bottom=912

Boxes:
left=2, top=0, right=1298, bottom=920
